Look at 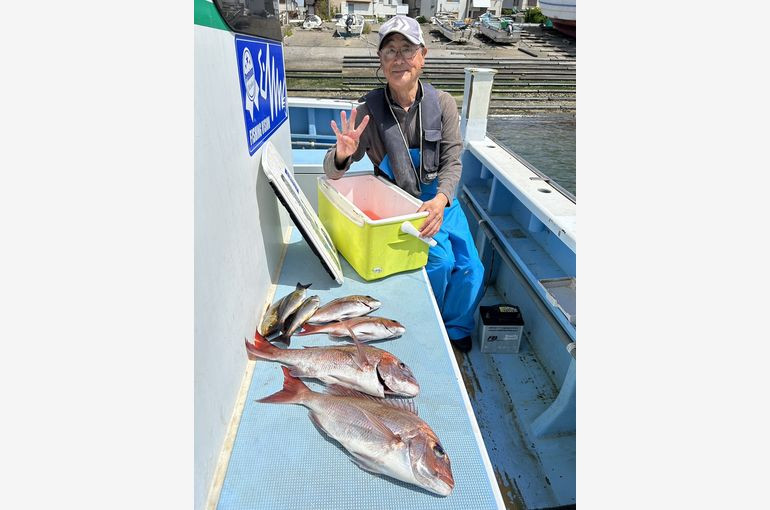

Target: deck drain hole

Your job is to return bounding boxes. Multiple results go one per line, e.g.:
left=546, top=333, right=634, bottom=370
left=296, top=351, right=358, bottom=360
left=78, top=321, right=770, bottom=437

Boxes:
left=537, top=188, right=552, bottom=193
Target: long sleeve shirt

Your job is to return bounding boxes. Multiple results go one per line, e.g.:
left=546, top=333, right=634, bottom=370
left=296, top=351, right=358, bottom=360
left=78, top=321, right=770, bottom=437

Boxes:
left=322, top=85, right=464, bottom=203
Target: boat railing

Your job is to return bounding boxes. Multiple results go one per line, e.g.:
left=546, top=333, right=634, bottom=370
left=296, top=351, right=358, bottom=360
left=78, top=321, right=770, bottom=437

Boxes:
left=485, top=132, right=575, bottom=203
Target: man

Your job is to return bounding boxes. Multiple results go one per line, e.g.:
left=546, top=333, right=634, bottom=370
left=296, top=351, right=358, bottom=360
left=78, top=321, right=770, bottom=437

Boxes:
left=322, top=16, right=485, bottom=352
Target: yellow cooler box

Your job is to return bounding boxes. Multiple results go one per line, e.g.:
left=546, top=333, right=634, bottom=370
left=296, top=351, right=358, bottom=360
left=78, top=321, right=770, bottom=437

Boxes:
left=317, top=174, right=431, bottom=280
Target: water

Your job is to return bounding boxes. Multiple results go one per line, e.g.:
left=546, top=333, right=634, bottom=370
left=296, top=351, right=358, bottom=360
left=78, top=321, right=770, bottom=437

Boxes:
left=485, top=115, right=576, bottom=197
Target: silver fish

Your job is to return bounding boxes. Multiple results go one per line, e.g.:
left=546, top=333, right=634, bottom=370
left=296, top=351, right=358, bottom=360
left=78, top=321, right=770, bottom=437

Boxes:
left=277, top=282, right=312, bottom=330
left=298, top=316, right=406, bottom=342
left=257, top=367, right=454, bottom=496
left=277, top=295, right=321, bottom=346
left=245, top=333, right=419, bottom=397
left=258, top=296, right=285, bottom=337
left=308, top=295, right=382, bottom=324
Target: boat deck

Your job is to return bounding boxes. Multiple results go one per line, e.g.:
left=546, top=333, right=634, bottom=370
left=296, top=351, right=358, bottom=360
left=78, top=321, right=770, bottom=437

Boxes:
left=458, top=285, right=576, bottom=508
left=213, top=231, right=504, bottom=509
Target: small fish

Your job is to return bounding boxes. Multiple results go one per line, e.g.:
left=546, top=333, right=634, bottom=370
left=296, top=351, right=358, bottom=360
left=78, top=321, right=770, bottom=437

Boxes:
left=277, top=282, right=312, bottom=331
left=245, top=332, right=419, bottom=397
left=308, top=295, right=382, bottom=324
left=276, top=295, right=321, bottom=346
left=257, top=366, right=454, bottom=496
left=258, top=296, right=285, bottom=337
left=299, top=316, right=406, bottom=342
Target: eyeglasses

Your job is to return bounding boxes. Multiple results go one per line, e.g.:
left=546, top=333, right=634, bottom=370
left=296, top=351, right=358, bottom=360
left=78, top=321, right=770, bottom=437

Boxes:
left=379, top=45, right=420, bottom=61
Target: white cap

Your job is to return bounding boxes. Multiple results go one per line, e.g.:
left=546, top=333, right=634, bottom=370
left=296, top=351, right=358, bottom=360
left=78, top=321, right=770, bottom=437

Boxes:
left=378, top=15, right=425, bottom=49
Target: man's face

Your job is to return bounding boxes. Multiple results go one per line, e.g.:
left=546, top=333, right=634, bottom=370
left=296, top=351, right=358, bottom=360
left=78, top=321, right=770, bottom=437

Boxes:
left=379, top=34, right=427, bottom=90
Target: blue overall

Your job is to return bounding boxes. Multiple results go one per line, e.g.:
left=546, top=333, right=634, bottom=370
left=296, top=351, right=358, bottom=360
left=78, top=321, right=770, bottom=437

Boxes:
left=380, top=150, right=485, bottom=341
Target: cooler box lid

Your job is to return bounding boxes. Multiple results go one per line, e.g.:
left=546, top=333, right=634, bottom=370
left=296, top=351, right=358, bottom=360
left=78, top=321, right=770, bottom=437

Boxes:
left=261, top=142, right=344, bottom=284
left=479, top=304, right=525, bottom=326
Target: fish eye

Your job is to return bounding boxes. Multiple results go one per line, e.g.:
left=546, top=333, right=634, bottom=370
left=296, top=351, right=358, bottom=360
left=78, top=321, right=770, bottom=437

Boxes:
left=432, top=443, right=445, bottom=457
left=399, top=362, right=406, bottom=368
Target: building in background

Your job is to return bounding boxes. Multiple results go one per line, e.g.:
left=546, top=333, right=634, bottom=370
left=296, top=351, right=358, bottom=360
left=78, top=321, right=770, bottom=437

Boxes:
left=332, top=0, right=409, bottom=18
left=436, top=0, right=460, bottom=15
left=278, top=0, right=306, bottom=19
left=288, top=0, right=536, bottom=22
left=454, top=0, right=535, bottom=20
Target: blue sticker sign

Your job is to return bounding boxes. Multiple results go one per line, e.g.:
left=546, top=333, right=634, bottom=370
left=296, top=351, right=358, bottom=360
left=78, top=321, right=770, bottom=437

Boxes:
left=235, top=35, right=288, bottom=155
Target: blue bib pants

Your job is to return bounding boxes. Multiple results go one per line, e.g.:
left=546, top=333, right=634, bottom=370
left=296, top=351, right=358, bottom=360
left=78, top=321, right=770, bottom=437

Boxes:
left=380, top=151, right=485, bottom=341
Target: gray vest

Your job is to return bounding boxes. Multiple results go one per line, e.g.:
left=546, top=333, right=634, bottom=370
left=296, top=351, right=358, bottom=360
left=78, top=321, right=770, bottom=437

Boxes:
left=361, top=81, right=442, bottom=199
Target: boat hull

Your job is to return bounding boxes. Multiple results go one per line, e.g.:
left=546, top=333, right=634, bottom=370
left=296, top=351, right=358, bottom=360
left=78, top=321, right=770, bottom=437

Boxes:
left=479, top=24, right=520, bottom=44
left=551, top=19, right=576, bottom=38
left=336, top=15, right=364, bottom=36
left=540, top=0, right=576, bottom=38
left=434, top=20, right=473, bottom=43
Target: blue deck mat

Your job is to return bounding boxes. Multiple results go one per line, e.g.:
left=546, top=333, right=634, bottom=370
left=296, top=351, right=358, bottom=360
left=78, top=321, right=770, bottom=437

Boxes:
left=217, top=233, right=503, bottom=510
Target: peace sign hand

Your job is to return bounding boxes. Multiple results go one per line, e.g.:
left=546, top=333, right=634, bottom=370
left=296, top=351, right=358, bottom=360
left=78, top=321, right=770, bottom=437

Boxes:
left=331, top=108, right=370, bottom=166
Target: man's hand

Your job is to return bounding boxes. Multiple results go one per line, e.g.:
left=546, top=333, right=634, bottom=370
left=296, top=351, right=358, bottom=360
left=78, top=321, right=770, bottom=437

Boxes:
left=330, top=108, right=370, bottom=166
left=417, top=193, right=449, bottom=238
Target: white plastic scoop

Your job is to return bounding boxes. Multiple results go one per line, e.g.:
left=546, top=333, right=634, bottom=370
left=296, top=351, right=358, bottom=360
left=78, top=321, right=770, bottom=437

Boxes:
left=400, top=221, right=437, bottom=247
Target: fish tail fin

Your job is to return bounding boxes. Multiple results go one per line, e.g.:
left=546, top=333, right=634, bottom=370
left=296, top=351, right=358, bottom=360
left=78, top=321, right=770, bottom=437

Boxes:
left=297, top=282, right=312, bottom=290
left=257, top=366, right=310, bottom=405
left=297, top=323, right=323, bottom=336
left=245, top=333, right=279, bottom=361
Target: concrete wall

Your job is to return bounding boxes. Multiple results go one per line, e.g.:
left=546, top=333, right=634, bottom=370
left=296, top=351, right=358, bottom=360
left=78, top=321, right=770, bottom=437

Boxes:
left=194, top=22, right=292, bottom=510
left=419, top=0, right=437, bottom=17
left=502, top=0, right=532, bottom=11
left=457, top=0, right=467, bottom=18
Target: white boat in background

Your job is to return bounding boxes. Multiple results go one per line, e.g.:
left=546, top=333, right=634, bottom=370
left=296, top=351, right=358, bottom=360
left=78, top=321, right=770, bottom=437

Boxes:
left=301, top=14, right=322, bottom=30
left=539, top=0, right=576, bottom=38
left=433, top=15, right=474, bottom=44
left=335, top=14, right=365, bottom=37
left=478, top=13, right=521, bottom=44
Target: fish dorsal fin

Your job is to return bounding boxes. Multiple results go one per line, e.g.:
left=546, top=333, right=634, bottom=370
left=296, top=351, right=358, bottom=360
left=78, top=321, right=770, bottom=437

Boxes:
left=347, top=326, right=371, bottom=370
left=324, top=385, right=418, bottom=415
left=383, top=397, right=419, bottom=416
left=325, top=384, right=374, bottom=399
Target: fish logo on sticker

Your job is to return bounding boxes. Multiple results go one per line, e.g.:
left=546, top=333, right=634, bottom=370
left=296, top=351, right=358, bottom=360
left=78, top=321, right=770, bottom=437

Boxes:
left=236, top=36, right=288, bottom=155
